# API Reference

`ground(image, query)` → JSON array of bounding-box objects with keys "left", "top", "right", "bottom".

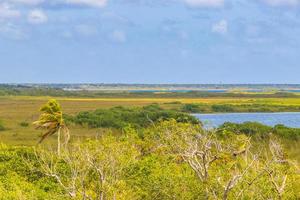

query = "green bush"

[
  {"left": 273, "top": 124, "right": 300, "bottom": 140},
  {"left": 181, "top": 103, "right": 207, "bottom": 113},
  {"left": 19, "top": 121, "right": 29, "bottom": 127},
  {"left": 211, "top": 104, "right": 235, "bottom": 112},
  {"left": 217, "top": 122, "right": 300, "bottom": 140},
  {"left": 67, "top": 105, "right": 200, "bottom": 129},
  {"left": 0, "top": 145, "right": 64, "bottom": 199}
]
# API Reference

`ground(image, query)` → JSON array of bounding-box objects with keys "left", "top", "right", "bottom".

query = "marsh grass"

[
  {"left": 1, "top": 95, "right": 300, "bottom": 148},
  {"left": 0, "top": 120, "right": 5, "bottom": 131}
]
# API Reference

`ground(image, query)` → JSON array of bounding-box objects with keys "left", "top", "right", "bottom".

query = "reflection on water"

[{"left": 194, "top": 112, "right": 300, "bottom": 128}]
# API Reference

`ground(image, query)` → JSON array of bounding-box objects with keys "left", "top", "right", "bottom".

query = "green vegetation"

[
  {"left": 66, "top": 104, "right": 199, "bottom": 129},
  {"left": 34, "top": 99, "right": 70, "bottom": 155},
  {"left": 0, "top": 120, "right": 5, "bottom": 131},
  {"left": 181, "top": 103, "right": 300, "bottom": 113},
  {"left": 217, "top": 122, "right": 300, "bottom": 140},
  {"left": 0, "top": 84, "right": 299, "bottom": 99},
  {"left": 0, "top": 120, "right": 299, "bottom": 199},
  {"left": 0, "top": 98, "right": 299, "bottom": 199},
  {"left": 0, "top": 145, "right": 65, "bottom": 199},
  {"left": 19, "top": 121, "right": 29, "bottom": 127},
  {"left": 181, "top": 103, "right": 206, "bottom": 113}
]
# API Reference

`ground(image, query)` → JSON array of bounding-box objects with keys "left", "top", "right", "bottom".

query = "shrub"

[
  {"left": 211, "top": 104, "right": 235, "bottom": 112},
  {"left": 217, "top": 122, "right": 300, "bottom": 140},
  {"left": 273, "top": 124, "right": 300, "bottom": 140},
  {"left": 19, "top": 121, "right": 29, "bottom": 127},
  {"left": 67, "top": 105, "right": 200, "bottom": 129},
  {"left": 181, "top": 104, "right": 207, "bottom": 113}
]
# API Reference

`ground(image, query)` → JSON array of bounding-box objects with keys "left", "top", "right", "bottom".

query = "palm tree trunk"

[{"left": 58, "top": 127, "right": 61, "bottom": 155}]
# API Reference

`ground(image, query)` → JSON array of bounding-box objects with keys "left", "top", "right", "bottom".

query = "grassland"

[{"left": 2, "top": 95, "right": 300, "bottom": 145}]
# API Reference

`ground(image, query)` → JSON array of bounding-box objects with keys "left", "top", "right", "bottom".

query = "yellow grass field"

[{"left": 1, "top": 96, "right": 300, "bottom": 145}]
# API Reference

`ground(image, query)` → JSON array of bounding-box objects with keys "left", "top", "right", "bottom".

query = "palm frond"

[
  {"left": 34, "top": 99, "right": 70, "bottom": 153},
  {"left": 38, "top": 128, "right": 57, "bottom": 144}
]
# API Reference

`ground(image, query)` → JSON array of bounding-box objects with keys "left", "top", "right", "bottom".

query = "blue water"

[
  {"left": 194, "top": 112, "right": 300, "bottom": 128},
  {"left": 283, "top": 90, "right": 300, "bottom": 93}
]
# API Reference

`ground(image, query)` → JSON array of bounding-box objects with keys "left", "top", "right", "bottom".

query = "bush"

[
  {"left": 67, "top": 105, "right": 200, "bottom": 129},
  {"left": 217, "top": 122, "right": 300, "bottom": 140},
  {"left": 181, "top": 104, "right": 207, "bottom": 113},
  {"left": 19, "top": 121, "right": 29, "bottom": 127},
  {"left": 211, "top": 104, "right": 235, "bottom": 112},
  {"left": 0, "top": 145, "right": 64, "bottom": 199},
  {"left": 273, "top": 124, "right": 300, "bottom": 140}
]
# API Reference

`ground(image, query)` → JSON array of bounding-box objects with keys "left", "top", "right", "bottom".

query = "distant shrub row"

[
  {"left": 217, "top": 121, "right": 300, "bottom": 140},
  {"left": 181, "top": 103, "right": 300, "bottom": 113},
  {"left": 0, "top": 85, "right": 298, "bottom": 98},
  {"left": 66, "top": 104, "right": 200, "bottom": 129}
]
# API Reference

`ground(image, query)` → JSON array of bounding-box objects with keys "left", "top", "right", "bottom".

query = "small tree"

[
  {"left": 33, "top": 99, "right": 70, "bottom": 155},
  {"left": 33, "top": 135, "right": 138, "bottom": 199},
  {"left": 155, "top": 120, "right": 262, "bottom": 199}
]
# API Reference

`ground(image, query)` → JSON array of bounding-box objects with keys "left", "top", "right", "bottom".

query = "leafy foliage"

[
  {"left": 0, "top": 145, "right": 65, "bottom": 199},
  {"left": 0, "top": 120, "right": 299, "bottom": 199},
  {"left": 181, "top": 103, "right": 207, "bottom": 113},
  {"left": 34, "top": 99, "right": 70, "bottom": 154},
  {"left": 217, "top": 122, "right": 300, "bottom": 140},
  {"left": 19, "top": 121, "right": 29, "bottom": 127},
  {"left": 67, "top": 104, "right": 200, "bottom": 129},
  {"left": 181, "top": 103, "right": 300, "bottom": 113}
]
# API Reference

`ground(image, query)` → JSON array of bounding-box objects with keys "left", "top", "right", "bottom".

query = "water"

[
  {"left": 284, "top": 90, "right": 300, "bottom": 93},
  {"left": 194, "top": 112, "right": 300, "bottom": 128}
]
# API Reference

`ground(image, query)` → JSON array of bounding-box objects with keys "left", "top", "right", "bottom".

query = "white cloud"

[
  {"left": 27, "top": 9, "right": 48, "bottom": 24},
  {"left": 184, "top": 0, "right": 224, "bottom": 7},
  {"left": 9, "top": 0, "right": 44, "bottom": 6},
  {"left": 262, "top": 0, "right": 299, "bottom": 6},
  {"left": 111, "top": 30, "right": 126, "bottom": 43},
  {"left": 66, "top": 0, "right": 107, "bottom": 7},
  {"left": 212, "top": 19, "right": 227, "bottom": 34},
  {"left": 0, "top": 3, "right": 21, "bottom": 19},
  {"left": 2, "top": 0, "right": 108, "bottom": 8}
]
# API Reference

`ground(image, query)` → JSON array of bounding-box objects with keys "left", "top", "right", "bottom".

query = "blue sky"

[{"left": 1, "top": 0, "right": 300, "bottom": 83}]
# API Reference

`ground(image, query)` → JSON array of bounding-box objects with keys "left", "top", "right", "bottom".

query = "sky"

[{"left": 1, "top": 0, "right": 300, "bottom": 83}]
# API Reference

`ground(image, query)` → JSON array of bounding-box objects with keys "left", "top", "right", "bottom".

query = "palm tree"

[{"left": 34, "top": 99, "right": 70, "bottom": 155}]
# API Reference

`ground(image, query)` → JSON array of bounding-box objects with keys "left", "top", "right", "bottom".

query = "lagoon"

[{"left": 194, "top": 112, "right": 300, "bottom": 128}]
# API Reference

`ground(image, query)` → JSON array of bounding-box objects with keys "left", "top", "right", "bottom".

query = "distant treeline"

[
  {"left": 180, "top": 103, "right": 300, "bottom": 113},
  {"left": 0, "top": 85, "right": 299, "bottom": 98},
  {"left": 66, "top": 104, "right": 200, "bottom": 129}
]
